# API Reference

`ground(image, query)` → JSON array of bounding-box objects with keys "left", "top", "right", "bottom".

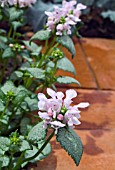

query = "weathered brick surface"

[
  {"left": 30, "top": 89, "right": 115, "bottom": 170},
  {"left": 81, "top": 38, "right": 115, "bottom": 90},
  {"left": 36, "top": 129, "right": 115, "bottom": 170},
  {"left": 74, "top": 89, "right": 115, "bottom": 129}
]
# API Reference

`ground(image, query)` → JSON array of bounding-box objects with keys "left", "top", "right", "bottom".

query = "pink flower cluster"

[
  {"left": 45, "top": 0, "right": 86, "bottom": 36},
  {"left": 38, "top": 88, "right": 89, "bottom": 134},
  {"left": 0, "top": 0, "right": 36, "bottom": 7}
]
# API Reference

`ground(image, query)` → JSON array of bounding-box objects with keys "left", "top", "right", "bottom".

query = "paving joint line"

[
  {"left": 78, "top": 38, "right": 101, "bottom": 90},
  {"left": 77, "top": 128, "right": 115, "bottom": 131},
  {"left": 56, "top": 86, "right": 115, "bottom": 92}
]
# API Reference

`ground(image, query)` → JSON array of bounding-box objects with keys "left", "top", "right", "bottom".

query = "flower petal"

[
  {"left": 65, "top": 89, "right": 77, "bottom": 99},
  {"left": 77, "top": 3, "right": 87, "bottom": 10},
  {"left": 72, "top": 117, "right": 81, "bottom": 125},
  {"left": 38, "top": 101, "right": 46, "bottom": 110},
  {"left": 38, "top": 111, "right": 50, "bottom": 120},
  {"left": 38, "top": 93, "right": 47, "bottom": 101},
  {"left": 57, "top": 91, "right": 64, "bottom": 100},
  {"left": 47, "top": 88, "right": 56, "bottom": 98},
  {"left": 50, "top": 121, "right": 65, "bottom": 127},
  {"left": 76, "top": 102, "right": 90, "bottom": 108}
]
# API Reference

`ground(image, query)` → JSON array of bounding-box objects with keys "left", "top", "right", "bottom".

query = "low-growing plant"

[{"left": 0, "top": 0, "right": 89, "bottom": 169}]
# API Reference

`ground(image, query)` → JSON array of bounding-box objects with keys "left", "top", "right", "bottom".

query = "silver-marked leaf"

[
  {"left": 57, "top": 57, "right": 76, "bottom": 75},
  {"left": 28, "top": 122, "right": 46, "bottom": 143},
  {"left": 20, "top": 140, "right": 31, "bottom": 152},
  {"left": 56, "top": 35, "right": 76, "bottom": 58},
  {"left": 2, "top": 47, "right": 14, "bottom": 59},
  {"left": 0, "top": 137, "right": 10, "bottom": 154},
  {"left": 0, "top": 156, "right": 10, "bottom": 167},
  {"left": 0, "top": 99, "right": 5, "bottom": 112},
  {"left": 20, "top": 68, "right": 45, "bottom": 79},
  {"left": 23, "top": 41, "right": 42, "bottom": 56},
  {"left": 22, "top": 142, "right": 51, "bottom": 167},
  {"left": 57, "top": 76, "right": 80, "bottom": 85},
  {"left": 56, "top": 127, "right": 83, "bottom": 166},
  {"left": 1, "top": 81, "right": 16, "bottom": 94},
  {"left": 30, "top": 30, "right": 51, "bottom": 41}
]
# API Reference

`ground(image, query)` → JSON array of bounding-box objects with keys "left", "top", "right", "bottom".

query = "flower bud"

[
  {"left": 21, "top": 45, "right": 25, "bottom": 49},
  {"left": 57, "top": 114, "right": 64, "bottom": 121},
  {"left": 9, "top": 43, "right": 14, "bottom": 48}
]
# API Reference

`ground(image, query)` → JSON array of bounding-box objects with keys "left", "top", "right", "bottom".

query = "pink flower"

[
  {"left": 45, "top": 0, "right": 86, "bottom": 36},
  {"left": 50, "top": 121, "right": 65, "bottom": 134},
  {"left": 38, "top": 88, "right": 89, "bottom": 133},
  {"left": 64, "top": 102, "right": 89, "bottom": 128},
  {"left": 1, "top": 0, "right": 36, "bottom": 7}
]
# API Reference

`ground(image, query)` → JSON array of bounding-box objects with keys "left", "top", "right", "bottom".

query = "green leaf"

[
  {"left": 0, "top": 36, "right": 7, "bottom": 43},
  {"left": 13, "top": 90, "right": 27, "bottom": 106},
  {"left": 21, "top": 67, "right": 45, "bottom": 79},
  {"left": 12, "top": 21, "right": 23, "bottom": 31},
  {"left": 57, "top": 76, "right": 80, "bottom": 85},
  {"left": 1, "top": 81, "right": 16, "bottom": 94},
  {"left": 0, "top": 99, "right": 5, "bottom": 112},
  {"left": 0, "top": 41, "right": 7, "bottom": 49},
  {"left": 28, "top": 122, "right": 46, "bottom": 143},
  {"left": 25, "top": 96, "right": 38, "bottom": 111},
  {"left": 20, "top": 117, "right": 32, "bottom": 136},
  {"left": 22, "top": 141, "right": 51, "bottom": 167},
  {"left": 20, "top": 51, "right": 33, "bottom": 63},
  {"left": 30, "top": 30, "right": 51, "bottom": 41},
  {"left": 16, "top": 85, "right": 31, "bottom": 95},
  {"left": 56, "top": 127, "right": 83, "bottom": 166},
  {"left": 9, "top": 7, "right": 23, "bottom": 21},
  {"left": 0, "top": 29, "right": 6, "bottom": 34},
  {"left": 101, "top": 10, "right": 115, "bottom": 23},
  {"left": 57, "top": 57, "right": 76, "bottom": 75},
  {"left": 10, "top": 71, "right": 23, "bottom": 80},
  {"left": 56, "top": 35, "right": 76, "bottom": 58},
  {"left": 23, "top": 41, "right": 42, "bottom": 56},
  {"left": 0, "top": 156, "right": 10, "bottom": 167},
  {"left": 0, "top": 89, "right": 6, "bottom": 101},
  {"left": 0, "top": 137, "right": 10, "bottom": 154},
  {"left": 2, "top": 47, "right": 14, "bottom": 59},
  {"left": 20, "top": 140, "right": 31, "bottom": 152},
  {"left": 31, "top": 142, "right": 51, "bottom": 162}
]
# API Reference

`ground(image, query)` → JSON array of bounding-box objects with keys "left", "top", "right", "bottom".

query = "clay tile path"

[{"left": 30, "top": 38, "right": 115, "bottom": 170}]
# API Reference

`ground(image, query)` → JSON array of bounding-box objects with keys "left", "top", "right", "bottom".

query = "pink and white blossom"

[
  {"left": 45, "top": 0, "right": 86, "bottom": 36},
  {"left": 0, "top": 0, "right": 36, "bottom": 7},
  {"left": 38, "top": 88, "right": 89, "bottom": 133}
]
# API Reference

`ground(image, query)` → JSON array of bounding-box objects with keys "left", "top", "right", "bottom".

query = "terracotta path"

[{"left": 33, "top": 38, "right": 115, "bottom": 170}]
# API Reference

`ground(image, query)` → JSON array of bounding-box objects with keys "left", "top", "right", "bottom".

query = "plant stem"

[
  {"left": 8, "top": 26, "right": 13, "bottom": 38},
  {"left": 25, "top": 77, "right": 33, "bottom": 89},
  {"left": 44, "top": 36, "right": 56, "bottom": 57},
  {"left": 2, "top": 98, "right": 10, "bottom": 116},
  {"left": 12, "top": 130, "right": 54, "bottom": 170},
  {"left": 47, "top": 42, "right": 59, "bottom": 57},
  {"left": 22, "top": 130, "right": 55, "bottom": 163},
  {"left": 45, "top": 39, "right": 48, "bottom": 50},
  {"left": 8, "top": 153, "right": 14, "bottom": 170},
  {"left": 12, "top": 151, "right": 25, "bottom": 170},
  {"left": 38, "top": 37, "right": 58, "bottom": 68}
]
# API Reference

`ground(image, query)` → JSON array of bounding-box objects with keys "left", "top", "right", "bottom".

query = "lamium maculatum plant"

[{"left": 0, "top": 0, "right": 89, "bottom": 169}]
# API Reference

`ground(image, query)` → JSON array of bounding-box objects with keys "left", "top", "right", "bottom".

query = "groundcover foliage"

[{"left": 0, "top": 0, "right": 90, "bottom": 169}]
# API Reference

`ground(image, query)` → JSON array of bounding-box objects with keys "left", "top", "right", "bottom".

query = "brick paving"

[{"left": 33, "top": 38, "right": 115, "bottom": 170}]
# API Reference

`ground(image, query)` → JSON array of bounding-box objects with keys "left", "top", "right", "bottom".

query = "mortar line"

[
  {"left": 77, "top": 38, "right": 101, "bottom": 90},
  {"left": 56, "top": 86, "right": 115, "bottom": 92}
]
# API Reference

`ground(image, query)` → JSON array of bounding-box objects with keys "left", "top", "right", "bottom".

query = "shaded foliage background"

[{"left": 26, "top": 0, "right": 115, "bottom": 38}]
